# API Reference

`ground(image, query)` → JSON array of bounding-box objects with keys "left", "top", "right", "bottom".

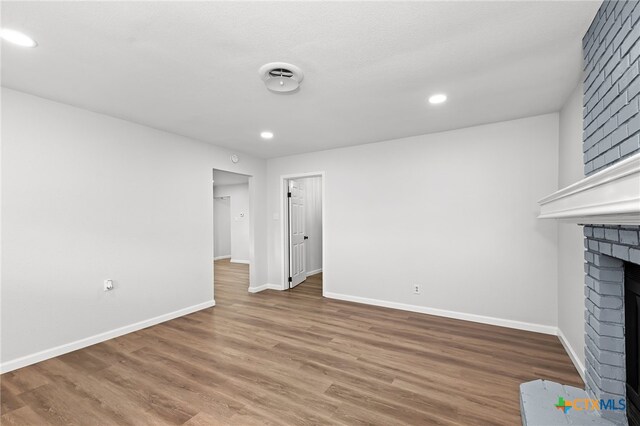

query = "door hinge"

[
  {"left": 287, "top": 192, "right": 292, "bottom": 198},
  {"left": 288, "top": 276, "right": 292, "bottom": 282}
]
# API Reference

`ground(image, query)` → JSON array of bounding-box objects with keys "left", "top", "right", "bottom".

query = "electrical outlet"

[
  {"left": 104, "top": 279, "right": 114, "bottom": 292},
  {"left": 413, "top": 284, "right": 420, "bottom": 295}
]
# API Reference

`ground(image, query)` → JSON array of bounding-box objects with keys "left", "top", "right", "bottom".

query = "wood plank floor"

[{"left": 1, "top": 259, "right": 582, "bottom": 425}]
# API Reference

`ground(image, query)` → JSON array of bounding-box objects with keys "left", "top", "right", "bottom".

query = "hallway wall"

[
  {"left": 214, "top": 196, "right": 231, "bottom": 259},
  {"left": 214, "top": 184, "right": 250, "bottom": 263}
]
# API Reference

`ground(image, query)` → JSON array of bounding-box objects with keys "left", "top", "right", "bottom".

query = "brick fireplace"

[
  {"left": 584, "top": 226, "right": 640, "bottom": 424},
  {"left": 582, "top": 1, "right": 640, "bottom": 424},
  {"left": 520, "top": 1, "right": 640, "bottom": 424}
]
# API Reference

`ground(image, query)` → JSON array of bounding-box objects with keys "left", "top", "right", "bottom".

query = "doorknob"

[{"left": 304, "top": 236, "right": 309, "bottom": 240}]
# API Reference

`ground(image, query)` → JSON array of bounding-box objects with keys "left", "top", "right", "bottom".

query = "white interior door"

[{"left": 288, "top": 179, "right": 307, "bottom": 288}]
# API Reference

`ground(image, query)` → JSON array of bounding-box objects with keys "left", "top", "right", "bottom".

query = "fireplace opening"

[{"left": 627, "top": 262, "right": 640, "bottom": 426}]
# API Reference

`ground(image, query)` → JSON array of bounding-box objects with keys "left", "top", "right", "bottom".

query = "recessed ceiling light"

[
  {"left": 260, "top": 131, "right": 274, "bottom": 140},
  {"left": 0, "top": 29, "right": 37, "bottom": 48},
  {"left": 428, "top": 94, "right": 447, "bottom": 104}
]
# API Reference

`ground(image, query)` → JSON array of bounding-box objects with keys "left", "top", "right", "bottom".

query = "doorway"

[
  {"left": 213, "top": 169, "right": 251, "bottom": 300},
  {"left": 282, "top": 173, "right": 324, "bottom": 293}
]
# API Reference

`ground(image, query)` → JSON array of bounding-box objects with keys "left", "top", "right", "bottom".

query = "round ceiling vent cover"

[{"left": 259, "top": 62, "right": 304, "bottom": 93}]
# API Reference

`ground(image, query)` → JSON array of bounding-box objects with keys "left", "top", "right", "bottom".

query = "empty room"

[{"left": 1, "top": 1, "right": 639, "bottom": 425}]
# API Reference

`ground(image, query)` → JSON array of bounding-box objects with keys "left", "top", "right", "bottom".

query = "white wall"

[
  {"left": 214, "top": 184, "right": 250, "bottom": 263},
  {"left": 1, "top": 86, "right": 572, "bottom": 371},
  {"left": 267, "top": 114, "right": 560, "bottom": 331},
  {"left": 0, "top": 88, "right": 268, "bottom": 370},
  {"left": 300, "top": 176, "right": 323, "bottom": 275},
  {"left": 557, "top": 82, "right": 587, "bottom": 380},
  {"left": 213, "top": 196, "right": 231, "bottom": 258}
]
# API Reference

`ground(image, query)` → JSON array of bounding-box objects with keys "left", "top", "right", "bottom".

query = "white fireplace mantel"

[{"left": 538, "top": 152, "right": 640, "bottom": 225}]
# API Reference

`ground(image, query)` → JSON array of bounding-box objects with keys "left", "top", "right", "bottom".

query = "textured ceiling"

[{"left": 1, "top": 1, "right": 600, "bottom": 158}]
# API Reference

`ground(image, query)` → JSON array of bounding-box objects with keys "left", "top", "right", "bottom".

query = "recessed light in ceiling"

[
  {"left": 428, "top": 94, "right": 447, "bottom": 104},
  {"left": 260, "top": 131, "right": 274, "bottom": 140},
  {"left": 0, "top": 29, "right": 37, "bottom": 47}
]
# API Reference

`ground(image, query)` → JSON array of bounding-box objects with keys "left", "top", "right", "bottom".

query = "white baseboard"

[
  {"left": 323, "top": 291, "right": 557, "bottom": 335},
  {"left": 306, "top": 268, "right": 322, "bottom": 276},
  {"left": 214, "top": 255, "right": 231, "bottom": 261},
  {"left": 248, "top": 283, "right": 283, "bottom": 293},
  {"left": 230, "top": 259, "right": 250, "bottom": 264},
  {"left": 557, "top": 328, "right": 586, "bottom": 384},
  {"left": 0, "top": 300, "right": 215, "bottom": 374}
]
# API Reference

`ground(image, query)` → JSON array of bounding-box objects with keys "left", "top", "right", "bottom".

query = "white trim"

[
  {"left": 214, "top": 255, "right": 231, "bottom": 261},
  {"left": 230, "top": 259, "right": 250, "bottom": 264},
  {"left": 306, "top": 268, "right": 322, "bottom": 277},
  {"left": 557, "top": 328, "right": 586, "bottom": 384},
  {"left": 538, "top": 151, "right": 640, "bottom": 224},
  {"left": 324, "top": 291, "right": 557, "bottom": 335},
  {"left": 0, "top": 300, "right": 215, "bottom": 374},
  {"left": 248, "top": 283, "right": 282, "bottom": 293}
]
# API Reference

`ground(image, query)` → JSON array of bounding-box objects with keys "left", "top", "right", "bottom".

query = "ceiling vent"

[{"left": 259, "top": 62, "right": 304, "bottom": 93}]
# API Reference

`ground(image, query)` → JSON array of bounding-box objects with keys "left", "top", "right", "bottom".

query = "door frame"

[{"left": 280, "top": 172, "right": 326, "bottom": 295}]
